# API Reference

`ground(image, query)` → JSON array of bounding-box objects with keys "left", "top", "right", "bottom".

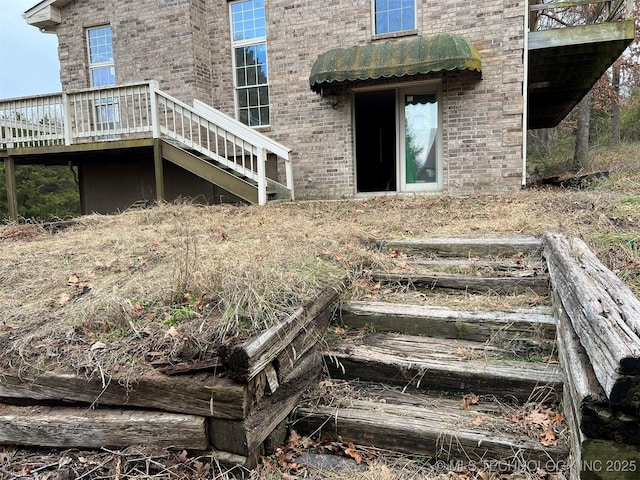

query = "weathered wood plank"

[
  {"left": 0, "top": 370, "right": 246, "bottom": 419},
  {"left": 224, "top": 277, "right": 343, "bottom": 382},
  {"left": 529, "top": 18, "right": 635, "bottom": 50},
  {"left": 325, "top": 333, "right": 561, "bottom": 402},
  {"left": 371, "top": 271, "right": 549, "bottom": 294},
  {"left": 0, "top": 405, "right": 208, "bottom": 449},
  {"left": 543, "top": 233, "right": 640, "bottom": 407},
  {"left": 210, "top": 347, "right": 321, "bottom": 455},
  {"left": 340, "top": 301, "right": 556, "bottom": 343},
  {"left": 294, "top": 396, "right": 568, "bottom": 466},
  {"left": 381, "top": 236, "right": 542, "bottom": 258},
  {"left": 555, "top": 292, "right": 639, "bottom": 445},
  {"left": 409, "top": 256, "right": 546, "bottom": 272}
]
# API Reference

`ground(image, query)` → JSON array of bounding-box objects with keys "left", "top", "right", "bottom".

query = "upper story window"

[
  {"left": 87, "top": 26, "right": 115, "bottom": 87},
  {"left": 230, "top": 0, "right": 270, "bottom": 127},
  {"left": 373, "top": 0, "right": 416, "bottom": 35}
]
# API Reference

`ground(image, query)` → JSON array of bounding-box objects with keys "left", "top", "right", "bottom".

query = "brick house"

[{"left": 0, "top": 1, "right": 635, "bottom": 216}]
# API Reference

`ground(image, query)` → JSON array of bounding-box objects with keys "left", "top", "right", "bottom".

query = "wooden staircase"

[
  {"left": 160, "top": 140, "right": 283, "bottom": 205},
  {"left": 293, "top": 237, "right": 570, "bottom": 475}
]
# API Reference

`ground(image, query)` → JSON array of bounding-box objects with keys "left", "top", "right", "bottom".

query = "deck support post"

[
  {"left": 4, "top": 156, "right": 18, "bottom": 222},
  {"left": 153, "top": 139, "right": 165, "bottom": 203}
]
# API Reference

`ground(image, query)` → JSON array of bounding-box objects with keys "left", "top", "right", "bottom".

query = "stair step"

[
  {"left": 339, "top": 301, "right": 556, "bottom": 345},
  {"left": 406, "top": 256, "right": 547, "bottom": 273},
  {"left": 381, "top": 236, "right": 543, "bottom": 258},
  {"left": 293, "top": 384, "right": 568, "bottom": 469},
  {"left": 370, "top": 270, "right": 549, "bottom": 294},
  {"left": 325, "top": 333, "right": 561, "bottom": 402}
]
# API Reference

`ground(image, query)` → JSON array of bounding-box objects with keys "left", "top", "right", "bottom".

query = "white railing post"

[
  {"left": 257, "top": 147, "right": 267, "bottom": 205},
  {"left": 149, "top": 80, "right": 160, "bottom": 138},
  {"left": 62, "top": 92, "right": 72, "bottom": 145},
  {"left": 285, "top": 153, "right": 295, "bottom": 200}
]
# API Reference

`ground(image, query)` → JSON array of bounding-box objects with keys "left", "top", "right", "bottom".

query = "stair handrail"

[
  {"left": 192, "top": 99, "right": 294, "bottom": 203},
  {"left": 1, "top": 81, "right": 295, "bottom": 204},
  {"left": 152, "top": 84, "right": 294, "bottom": 204}
]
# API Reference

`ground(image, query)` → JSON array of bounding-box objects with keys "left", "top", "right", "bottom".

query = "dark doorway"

[{"left": 354, "top": 90, "right": 396, "bottom": 192}]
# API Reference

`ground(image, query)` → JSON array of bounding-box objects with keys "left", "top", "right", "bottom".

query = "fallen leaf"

[
  {"left": 539, "top": 428, "right": 557, "bottom": 446},
  {"left": 58, "top": 292, "right": 71, "bottom": 306},
  {"left": 165, "top": 326, "right": 179, "bottom": 338},
  {"left": 528, "top": 409, "right": 550, "bottom": 426},
  {"left": 177, "top": 450, "right": 188, "bottom": 462},
  {"left": 90, "top": 341, "right": 107, "bottom": 351},
  {"left": 344, "top": 443, "right": 363, "bottom": 464},
  {"left": 289, "top": 429, "right": 301, "bottom": 446},
  {"left": 470, "top": 415, "right": 484, "bottom": 426},
  {"left": 460, "top": 394, "right": 480, "bottom": 410}
]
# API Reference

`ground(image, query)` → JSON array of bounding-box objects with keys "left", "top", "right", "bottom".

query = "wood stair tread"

[
  {"left": 294, "top": 385, "right": 568, "bottom": 466},
  {"left": 370, "top": 270, "right": 549, "bottom": 294},
  {"left": 381, "top": 236, "right": 543, "bottom": 258},
  {"left": 340, "top": 301, "right": 556, "bottom": 342},
  {"left": 325, "top": 333, "right": 561, "bottom": 401}
]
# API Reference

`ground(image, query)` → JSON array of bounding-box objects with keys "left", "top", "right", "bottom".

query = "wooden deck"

[
  {"left": 527, "top": 1, "right": 636, "bottom": 128},
  {"left": 0, "top": 82, "right": 294, "bottom": 219}
]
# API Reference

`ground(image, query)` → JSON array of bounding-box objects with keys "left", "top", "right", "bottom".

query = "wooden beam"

[
  {"left": 4, "top": 156, "right": 18, "bottom": 222},
  {"left": 543, "top": 233, "right": 640, "bottom": 408},
  {"left": 224, "top": 277, "right": 344, "bottom": 382},
  {"left": 529, "top": 19, "right": 635, "bottom": 50},
  {"left": 153, "top": 139, "right": 165, "bottom": 202},
  {"left": 370, "top": 271, "right": 549, "bottom": 295},
  {"left": 0, "top": 370, "right": 247, "bottom": 419},
  {"left": 294, "top": 395, "right": 568, "bottom": 466},
  {"left": 381, "top": 236, "right": 542, "bottom": 258},
  {"left": 0, "top": 405, "right": 208, "bottom": 449},
  {"left": 340, "top": 301, "right": 556, "bottom": 343},
  {"left": 325, "top": 333, "right": 562, "bottom": 402}
]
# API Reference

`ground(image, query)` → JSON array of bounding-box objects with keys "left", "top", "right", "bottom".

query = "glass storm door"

[{"left": 400, "top": 90, "right": 440, "bottom": 191}]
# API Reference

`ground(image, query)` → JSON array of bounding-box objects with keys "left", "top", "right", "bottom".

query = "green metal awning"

[{"left": 309, "top": 34, "right": 481, "bottom": 92}]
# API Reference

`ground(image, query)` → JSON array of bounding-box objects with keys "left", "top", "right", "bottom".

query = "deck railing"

[
  {"left": 0, "top": 81, "right": 293, "bottom": 205},
  {"left": 529, "top": 0, "right": 634, "bottom": 31}
]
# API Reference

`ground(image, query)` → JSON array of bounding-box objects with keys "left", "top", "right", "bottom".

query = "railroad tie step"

[
  {"left": 293, "top": 384, "right": 569, "bottom": 471},
  {"left": 324, "top": 333, "right": 562, "bottom": 403},
  {"left": 339, "top": 301, "right": 556, "bottom": 345}
]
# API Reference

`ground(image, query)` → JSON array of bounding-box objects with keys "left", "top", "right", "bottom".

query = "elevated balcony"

[{"left": 528, "top": 0, "right": 637, "bottom": 129}]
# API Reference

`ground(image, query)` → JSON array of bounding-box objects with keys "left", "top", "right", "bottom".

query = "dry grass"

[
  {"left": 1, "top": 150, "right": 639, "bottom": 378},
  {"left": 0, "top": 145, "right": 638, "bottom": 478}
]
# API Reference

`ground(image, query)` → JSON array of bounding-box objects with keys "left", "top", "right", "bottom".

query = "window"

[
  {"left": 373, "top": 0, "right": 416, "bottom": 35},
  {"left": 230, "top": 0, "right": 270, "bottom": 127},
  {"left": 87, "top": 26, "right": 118, "bottom": 130},
  {"left": 87, "top": 26, "right": 115, "bottom": 87}
]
